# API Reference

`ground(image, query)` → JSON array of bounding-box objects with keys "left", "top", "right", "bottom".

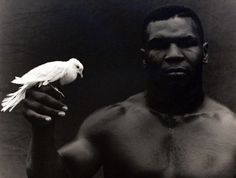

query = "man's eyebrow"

[
  {"left": 149, "top": 35, "right": 198, "bottom": 41},
  {"left": 147, "top": 35, "right": 199, "bottom": 49},
  {"left": 181, "top": 35, "right": 199, "bottom": 41}
]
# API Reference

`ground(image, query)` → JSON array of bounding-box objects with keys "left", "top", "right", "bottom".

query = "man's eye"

[
  {"left": 148, "top": 40, "right": 170, "bottom": 50},
  {"left": 178, "top": 38, "right": 198, "bottom": 48}
]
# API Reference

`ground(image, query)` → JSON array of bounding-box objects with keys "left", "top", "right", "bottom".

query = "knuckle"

[
  {"left": 28, "top": 90, "right": 39, "bottom": 99},
  {"left": 25, "top": 89, "right": 33, "bottom": 98},
  {"left": 22, "top": 99, "right": 28, "bottom": 107},
  {"left": 39, "top": 85, "right": 51, "bottom": 92},
  {"left": 38, "top": 94, "right": 48, "bottom": 101},
  {"left": 23, "top": 109, "right": 33, "bottom": 118},
  {"left": 23, "top": 99, "right": 36, "bottom": 110}
]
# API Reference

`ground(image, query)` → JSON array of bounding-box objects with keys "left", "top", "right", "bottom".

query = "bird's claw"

[{"left": 48, "top": 84, "right": 65, "bottom": 98}]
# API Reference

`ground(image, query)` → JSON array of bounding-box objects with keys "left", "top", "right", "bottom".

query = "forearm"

[{"left": 26, "top": 126, "right": 71, "bottom": 178}]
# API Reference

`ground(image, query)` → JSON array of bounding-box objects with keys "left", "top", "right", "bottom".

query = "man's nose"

[{"left": 164, "top": 43, "right": 184, "bottom": 63}]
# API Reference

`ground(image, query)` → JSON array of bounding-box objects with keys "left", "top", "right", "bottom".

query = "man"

[{"left": 24, "top": 5, "right": 236, "bottom": 178}]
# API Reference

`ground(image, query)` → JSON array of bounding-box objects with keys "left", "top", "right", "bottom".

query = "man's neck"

[{"left": 146, "top": 79, "right": 204, "bottom": 115}]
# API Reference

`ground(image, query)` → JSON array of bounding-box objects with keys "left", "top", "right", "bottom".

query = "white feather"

[{"left": 1, "top": 58, "right": 84, "bottom": 112}]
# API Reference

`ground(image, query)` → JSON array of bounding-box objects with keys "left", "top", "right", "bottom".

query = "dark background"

[{"left": 0, "top": 0, "right": 235, "bottom": 178}]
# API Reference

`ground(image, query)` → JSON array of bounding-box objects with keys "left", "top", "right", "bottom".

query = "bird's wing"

[{"left": 14, "top": 61, "right": 67, "bottom": 84}]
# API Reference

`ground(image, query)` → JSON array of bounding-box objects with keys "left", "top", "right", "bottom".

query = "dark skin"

[{"left": 25, "top": 17, "right": 236, "bottom": 178}]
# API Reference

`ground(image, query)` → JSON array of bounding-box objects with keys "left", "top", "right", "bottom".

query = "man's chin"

[{"left": 161, "top": 73, "right": 192, "bottom": 89}]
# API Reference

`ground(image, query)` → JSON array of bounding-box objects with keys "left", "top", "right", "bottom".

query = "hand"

[{"left": 23, "top": 85, "right": 68, "bottom": 127}]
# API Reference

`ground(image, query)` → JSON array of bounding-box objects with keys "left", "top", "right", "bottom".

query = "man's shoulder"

[
  {"left": 91, "top": 92, "right": 145, "bottom": 118},
  {"left": 78, "top": 92, "right": 147, "bottom": 137},
  {"left": 198, "top": 96, "right": 236, "bottom": 143},
  {"left": 202, "top": 96, "right": 236, "bottom": 124}
]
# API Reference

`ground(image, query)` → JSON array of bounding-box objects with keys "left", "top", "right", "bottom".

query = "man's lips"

[{"left": 163, "top": 67, "right": 189, "bottom": 78}]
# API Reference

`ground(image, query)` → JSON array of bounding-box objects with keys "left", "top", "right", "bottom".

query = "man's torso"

[
  {"left": 79, "top": 93, "right": 236, "bottom": 178},
  {"left": 94, "top": 93, "right": 236, "bottom": 178}
]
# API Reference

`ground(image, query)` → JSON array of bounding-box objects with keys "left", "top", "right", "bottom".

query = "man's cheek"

[
  {"left": 183, "top": 52, "right": 202, "bottom": 67},
  {"left": 147, "top": 51, "right": 163, "bottom": 64},
  {"left": 145, "top": 61, "right": 163, "bottom": 81},
  {"left": 188, "top": 56, "right": 203, "bottom": 68},
  {"left": 184, "top": 48, "right": 202, "bottom": 60}
]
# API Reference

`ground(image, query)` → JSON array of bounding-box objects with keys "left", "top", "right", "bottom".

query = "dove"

[{"left": 1, "top": 58, "right": 84, "bottom": 112}]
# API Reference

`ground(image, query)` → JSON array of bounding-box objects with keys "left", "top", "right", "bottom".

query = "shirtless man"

[{"left": 24, "top": 5, "right": 236, "bottom": 178}]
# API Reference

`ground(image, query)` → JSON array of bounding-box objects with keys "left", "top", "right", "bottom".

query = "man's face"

[{"left": 142, "top": 16, "right": 207, "bottom": 85}]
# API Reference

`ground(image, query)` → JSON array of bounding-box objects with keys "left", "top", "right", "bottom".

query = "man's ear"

[
  {"left": 140, "top": 48, "right": 147, "bottom": 67},
  {"left": 202, "top": 42, "right": 209, "bottom": 64}
]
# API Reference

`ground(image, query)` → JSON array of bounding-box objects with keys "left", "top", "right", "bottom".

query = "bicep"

[
  {"left": 58, "top": 137, "right": 102, "bottom": 178},
  {"left": 58, "top": 105, "right": 121, "bottom": 177}
]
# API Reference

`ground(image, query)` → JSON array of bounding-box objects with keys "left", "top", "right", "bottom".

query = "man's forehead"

[{"left": 146, "top": 16, "right": 199, "bottom": 39}]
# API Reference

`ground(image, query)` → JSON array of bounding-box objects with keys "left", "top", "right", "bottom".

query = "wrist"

[{"left": 31, "top": 123, "right": 55, "bottom": 140}]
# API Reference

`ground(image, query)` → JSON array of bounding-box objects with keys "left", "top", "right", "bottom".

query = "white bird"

[{"left": 1, "top": 58, "right": 84, "bottom": 112}]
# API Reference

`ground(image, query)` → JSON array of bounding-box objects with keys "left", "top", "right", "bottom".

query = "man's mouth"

[{"left": 163, "top": 67, "right": 189, "bottom": 79}]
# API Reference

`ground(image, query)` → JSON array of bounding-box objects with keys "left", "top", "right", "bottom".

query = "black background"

[{"left": 0, "top": 0, "right": 235, "bottom": 178}]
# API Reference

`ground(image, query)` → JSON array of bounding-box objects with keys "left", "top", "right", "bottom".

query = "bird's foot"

[{"left": 48, "top": 84, "right": 65, "bottom": 98}]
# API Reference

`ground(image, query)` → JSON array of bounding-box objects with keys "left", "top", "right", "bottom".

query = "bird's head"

[{"left": 69, "top": 58, "right": 84, "bottom": 78}]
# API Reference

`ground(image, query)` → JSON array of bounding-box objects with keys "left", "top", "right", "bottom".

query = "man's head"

[
  {"left": 142, "top": 5, "right": 205, "bottom": 46},
  {"left": 141, "top": 5, "right": 208, "bottom": 89}
]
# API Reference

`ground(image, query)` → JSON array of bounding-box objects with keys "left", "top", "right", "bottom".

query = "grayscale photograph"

[{"left": 0, "top": 0, "right": 235, "bottom": 178}]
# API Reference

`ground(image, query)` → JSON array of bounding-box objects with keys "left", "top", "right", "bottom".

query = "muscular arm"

[
  {"left": 25, "top": 86, "right": 102, "bottom": 178},
  {"left": 58, "top": 137, "right": 102, "bottom": 178},
  {"left": 27, "top": 126, "right": 69, "bottom": 178},
  {"left": 27, "top": 127, "right": 102, "bottom": 178}
]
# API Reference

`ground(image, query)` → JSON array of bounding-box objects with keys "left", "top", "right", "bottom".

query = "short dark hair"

[{"left": 142, "top": 5, "right": 204, "bottom": 46}]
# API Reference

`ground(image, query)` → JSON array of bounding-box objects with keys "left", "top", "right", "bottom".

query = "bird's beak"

[{"left": 80, "top": 72, "right": 83, "bottom": 78}]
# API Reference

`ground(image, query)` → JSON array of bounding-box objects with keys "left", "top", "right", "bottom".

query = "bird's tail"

[{"left": 1, "top": 84, "right": 29, "bottom": 112}]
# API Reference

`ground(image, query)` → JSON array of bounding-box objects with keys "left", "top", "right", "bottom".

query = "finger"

[
  {"left": 26, "top": 90, "right": 68, "bottom": 111},
  {"left": 23, "top": 108, "right": 53, "bottom": 123},
  {"left": 23, "top": 99, "right": 66, "bottom": 118}
]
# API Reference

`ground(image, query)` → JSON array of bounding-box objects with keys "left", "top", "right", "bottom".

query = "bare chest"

[{"left": 103, "top": 117, "right": 236, "bottom": 178}]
